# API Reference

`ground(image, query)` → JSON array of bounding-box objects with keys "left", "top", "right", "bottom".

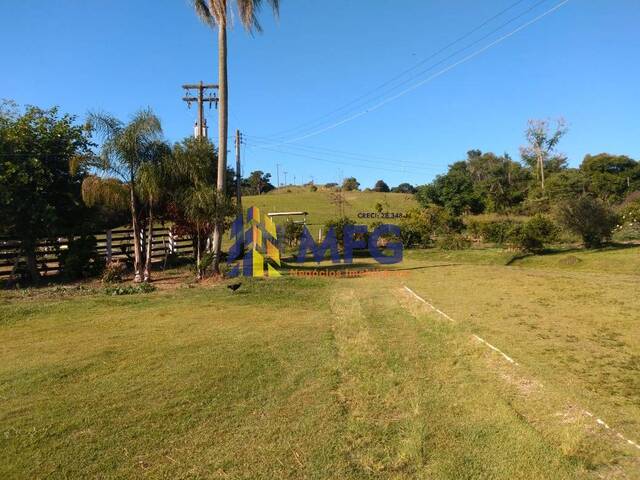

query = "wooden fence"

[{"left": 0, "top": 227, "right": 193, "bottom": 279}]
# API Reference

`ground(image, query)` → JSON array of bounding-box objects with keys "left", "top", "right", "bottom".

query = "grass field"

[
  {"left": 1, "top": 246, "right": 640, "bottom": 478},
  {"left": 243, "top": 190, "right": 418, "bottom": 226}
]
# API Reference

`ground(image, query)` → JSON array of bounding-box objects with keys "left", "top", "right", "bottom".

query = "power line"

[
  {"left": 243, "top": 133, "right": 438, "bottom": 168},
  {"left": 256, "top": 0, "right": 570, "bottom": 145},
  {"left": 244, "top": 142, "right": 442, "bottom": 176},
  {"left": 263, "top": 0, "right": 532, "bottom": 140}
]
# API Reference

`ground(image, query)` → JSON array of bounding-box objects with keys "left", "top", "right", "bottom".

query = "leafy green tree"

[
  {"left": 416, "top": 161, "right": 484, "bottom": 215},
  {"left": 391, "top": 183, "right": 416, "bottom": 194},
  {"left": 342, "top": 177, "right": 360, "bottom": 191},
  {"left": 243, "top": 170, "right": 274, "bottom": 195},
  {"left": 545, "top": 169, "right": 587, "bottom": 201},
  {"left": 373, "top": 180, "right": 390, "bottom": 192},
  {"left": 165, "top": 137, "right": 235, "bottom": 279},
  {"left": 580, "top": 153, "right": 638, "bottom": 203},
  {"left": 192, "top": 0, "right": 280, "bottom": 274},
  {"left": 0, "top": 104, "right": 92, "bottom": 282}
]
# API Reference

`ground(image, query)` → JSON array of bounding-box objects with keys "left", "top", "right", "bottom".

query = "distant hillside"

[{"left": 243, "top": 190, "right": 418, "bottom": 226}]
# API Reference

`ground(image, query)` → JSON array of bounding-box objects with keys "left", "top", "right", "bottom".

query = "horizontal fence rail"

[{"left": 0, "top": 227, "right": 194, "bottom": 279}]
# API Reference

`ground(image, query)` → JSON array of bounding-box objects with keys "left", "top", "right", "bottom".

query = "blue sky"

[{"left": 2, "top": 1, "right": 639, "bottom": 188}]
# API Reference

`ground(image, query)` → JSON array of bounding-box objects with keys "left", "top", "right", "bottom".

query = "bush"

[
  {"left": 555, "top": 196, "right": 618, "bottom": 248},
  {"left": 59, "top": 235, "right": 104, "bottom": 280},
  {"left": 284, "top": 220, "right": 305, "bottom": 246},
  {"left": 325, "top": 216, "right": 356, "bottom": 249},
  {"left": 102, "top": 261, "right": 126, "bottom": 284},
  {"left": 509, "top": 215, "right": 559, "bottom": 253},
  {"left": 437, "top": 234, "right": 472, "bottom": 250},
  {"left": 309, "top": 185, "right": 318, "bottom": 192},
  {"left": 467, "top": 218, "right": 521, "bottom": 244},
  {"left": 399, "top": 207, "right": 463, "bottom": 248}
]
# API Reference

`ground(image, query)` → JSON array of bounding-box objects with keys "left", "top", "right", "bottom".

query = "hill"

[{"left": 242, "top": 190, "right": 418, "bottom": 226}]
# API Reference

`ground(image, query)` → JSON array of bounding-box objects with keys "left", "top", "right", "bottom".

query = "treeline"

[{"left": 0, "top": 102, "right": 260, "bottom": 284}]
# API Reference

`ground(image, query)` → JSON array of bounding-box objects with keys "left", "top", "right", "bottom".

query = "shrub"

[
  {"left": 555, "top": 196, "right": 618, "bottom": 248},
  {"left": 437, "top": 234, "right": 472, "bottom": 250},
  {"left": 309, "top": 185, "right": 318, "bottom": 192},
  {"left": 102, "top": 261, "right": 126, "bottom": 284},
  {"left": 59, "top": 235, "right": 104, "bottom": 280},
  {"left": 284, "top": 220, "right": 305, "bottom": 246},
  {"left": 509, "top": 215, "right": 559, "bottom": 253},
  {"left": 399, "top": 206, "right": 463, "bottom": 248},
  {"left": 325, "top": 216, "right": 356, "bottom": 249},
  {"left": 467, "top": 218, "right": 521, "bottom": 244}
]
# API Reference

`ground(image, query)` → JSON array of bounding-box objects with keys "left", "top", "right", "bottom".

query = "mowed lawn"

[{"left": 1, "top": 247, "right": 640, "bottom": 478}]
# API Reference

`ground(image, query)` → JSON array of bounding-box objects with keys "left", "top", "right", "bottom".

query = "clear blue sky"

[{"left": 2, "top": 1, "right": 639, "bottom": 188}]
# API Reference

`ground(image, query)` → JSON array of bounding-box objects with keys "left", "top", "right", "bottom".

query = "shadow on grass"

[{"left": 506, "top": 242, "right": 640, "bottom": 266}]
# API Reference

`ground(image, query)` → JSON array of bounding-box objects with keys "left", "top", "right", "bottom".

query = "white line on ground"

[
  {"left": 402, "top": 284, "right": 640, "bottom": 454},
  {"left": 472, "top": 334, "right": 519, "bottom": 365},
  {"left": 402, "top": 285, "right": 455, "bottom": 322},
  {"left": 584, "top": 411, "right": 640, "bottom": 450}
]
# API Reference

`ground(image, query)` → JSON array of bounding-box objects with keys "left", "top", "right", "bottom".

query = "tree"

[
  {"left": 244, "top": 170, "right": 274, "bottom": 195},
  {"left": 416, "top": 161, "right": 484, "bottom": 215},
  {"left": 520, "top": 118, "right": 568, "bottom": 192},
  {"left": 192, "top": 0, "right": 280, "bottom": 274},
  {"left": 80, "top": 110, "right": 165, "bottom": 283},
  {"left": 342, "top": 177, "right": 360, "bottom": 191},
  {"left": 165, "top": 137, "right": 235, "bottom": 278},
  {"left": 0, "top": 104, "right": 92, "bottom": 283},
  {"left": 545, "top": 169, "right": 587, "bottom": 201},
  {"left": 373, "top": 180, "right": 390, "bottom": 192},
  {"left": 580, "top": 153, "right": 638, "bottom": 203},
  {"left": 391, "top": 183, "right": 416, "bottom": 194},
  {"left": 555, "top": 195, "right": 618, "bottom": 248}
]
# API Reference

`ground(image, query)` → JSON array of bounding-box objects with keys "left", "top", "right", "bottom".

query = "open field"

[
  {"left": 1, "top": 246, "right": 640, "bottom": 478},
  {"left": 243, "top": 190, "right": 418, "bottom": 226}
]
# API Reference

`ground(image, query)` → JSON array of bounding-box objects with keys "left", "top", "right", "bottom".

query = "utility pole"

[
  {"left": 283, "top": 171, "right": 288, "bottom": 186},
  {"left": 182, "top": 81, "right": 218, "bottom": 138},
  {"left": 235, "top": 129, "right": 242, "bottom": 214},
  {"left": 276, "top": 164, "right": 281, "bottom": 188}
]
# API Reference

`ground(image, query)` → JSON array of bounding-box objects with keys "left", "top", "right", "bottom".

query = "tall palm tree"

[
  {"left": 192, "top": 0, "right": 280, "bottom": 273},
  {"left": 81, "top": 109, "right": 165, "bottom": 282}
]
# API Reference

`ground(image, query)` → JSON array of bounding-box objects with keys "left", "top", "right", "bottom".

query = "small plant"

[
  {"left": 102, "top": 261, "right": 126, "bottom": 284},
  {"left": 104, "top": 282, "right": 156, "bottom": 296}
]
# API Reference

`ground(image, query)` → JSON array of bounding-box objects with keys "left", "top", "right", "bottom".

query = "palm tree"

[
  {"left": 81, "top": 110, "right": 165, "bottom": 282},
  {"left": 137, "top": 141, "right": 172, "bottom": 281},
  {"left": 192, "top": 0, "right": 280, "bottom": 273}
]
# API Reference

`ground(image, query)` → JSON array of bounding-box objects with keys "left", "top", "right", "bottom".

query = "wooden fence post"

[{"left": 106, "top": 230, "right": 112, "bottom": 263}]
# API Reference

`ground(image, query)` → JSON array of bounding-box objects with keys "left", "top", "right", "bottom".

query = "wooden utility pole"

[
  {"left": 182, "top": 81, "right": 218, "bottom": 138},
  {"left": 235, "top": 129, "right": 243, "bottom": 214}
]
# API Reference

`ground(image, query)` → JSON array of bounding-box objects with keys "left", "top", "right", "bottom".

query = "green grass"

[
  {"left": 1, "top": 246, "right": 640, "bottom": 478},
  {"left": 243, "top": 190, "right": 418, "bottom": 227}
]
